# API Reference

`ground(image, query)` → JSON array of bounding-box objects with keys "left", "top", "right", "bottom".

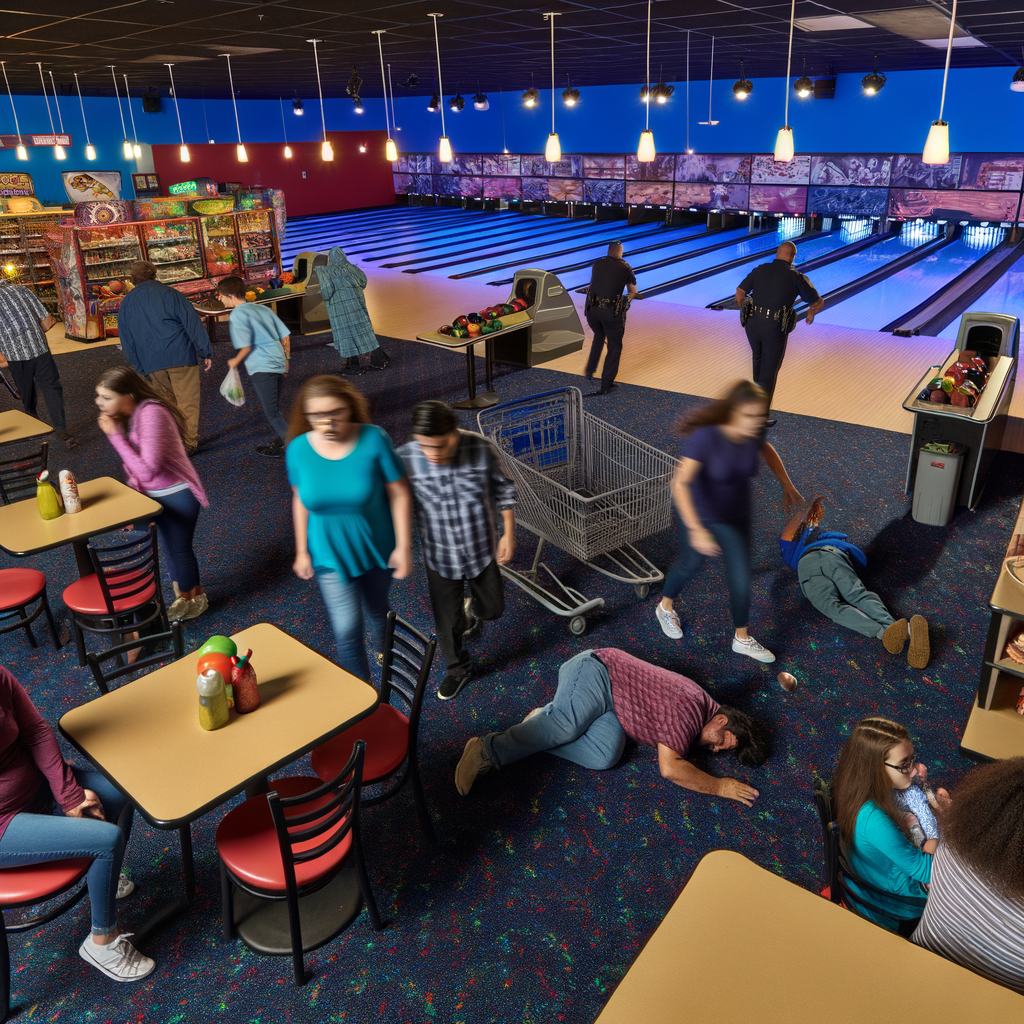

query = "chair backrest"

[
  {"left": 267, "top": 740, "right": 366, "bottom": 897},
  {"left": 87, "top": 523, "right": 163, "bottom": 615},
  {"left": 813, "top": 777, "right": 839, "bottom": 901},
  {"left": 0, "top": 440, "right": 48, "bottom": 505},
  {"left": 379, "top": 611, "right": 437, "bottom": 749},
  {"left": 85, "top": 621, "right": 184, "bottom": 694}
]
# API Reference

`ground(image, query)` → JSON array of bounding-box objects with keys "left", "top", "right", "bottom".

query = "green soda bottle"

[{"left": 36, "top": 471, "right": 63, "bottom": 520}]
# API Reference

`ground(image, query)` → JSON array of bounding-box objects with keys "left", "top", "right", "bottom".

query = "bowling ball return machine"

[{"left": 289, "top": 250, "right": 332, "bottom": 334}]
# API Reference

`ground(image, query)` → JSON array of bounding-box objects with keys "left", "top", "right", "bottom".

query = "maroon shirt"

[
  {"left": 0, "top": 667, "right": 84, "bottom": 838},
  {"left": 594, "top": 648, "right": 720, "bottom": 754}
]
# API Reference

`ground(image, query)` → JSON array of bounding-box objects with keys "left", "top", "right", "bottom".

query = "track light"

[
  {"left": 428, "top": 93, "right": 440, "bottom": 111},
  {"left": 346, "top": 65, "right": 363, "bottom": 103},
  {"left": 794, "top": 58, "right": 812, "bottom": 98},
  {"left": 404, "top": 73, "right": 419, "bottom": 88},
  {"left": 523, "top": 86, "right": 539, "bottom": 107},
  {"left": 862, "top": 54, "right": 886, "bottom": 95},
  {"left": 353, "top": 96, "right": 364, "bottom": 113},
  {"left": 473, "top": 87, "right": 489, "bottom": 110},
  {"left": 733, "top": 60, "right": 753, "bottom": 100},
  {"left": 449, "top": 92, "right": 464, "bottom": 112},
  {"left": 654, "top": 82, "right": 674, "bottom": 104},
  {"left": 562, "top": 84, "right": 579, "bottom": 106}
]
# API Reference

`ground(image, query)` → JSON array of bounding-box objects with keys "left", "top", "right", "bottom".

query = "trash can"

[{"left": 912, "top": 442, "right": 965, "bottom": 526}]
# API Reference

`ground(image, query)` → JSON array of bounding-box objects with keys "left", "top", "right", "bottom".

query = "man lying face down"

[{"left": 455, "top": 648, "right": 767, "bottom": 805}]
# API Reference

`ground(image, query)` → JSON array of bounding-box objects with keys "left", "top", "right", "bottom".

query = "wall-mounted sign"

[
  {"left": 0, "top": 134, "right": 71, "bottom": 149},
  {"left": 169, "top": 176, "right": 217, "bottom": 198},
  {"left": 132, "top": 172, "right": 161, "bottom": 198},
  {"left": 168, "top": 179, "right": 197, "bottom": 196},
  {"left": 0, "top": 172, "right": 35, "bottom": 197},
  {"left": 62, "top": 171, "right": 123, "bottom": 203}
]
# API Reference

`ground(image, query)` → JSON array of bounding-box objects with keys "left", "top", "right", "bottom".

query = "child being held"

[{"left": 893, "top": 763, "right": 941, "bottom": 848}]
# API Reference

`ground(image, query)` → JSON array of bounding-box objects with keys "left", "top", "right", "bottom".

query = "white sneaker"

[
  {"left": 181, "top": 592, "right": 209, "bottom": 621},
  {"left": 655, "top": 603, "right": 684, "bottom": 639},
  {"left": 731, "top": 635, "right": 776, "bottom": 663},
  {"left": 116, "top": 872, "right": 135, "bottom": 899},
  {"left": 79, "top": 932, "right": 155, "bottom": 982},
  {"left": 166, "top": 597, "right": 190, "bottom": 622}
]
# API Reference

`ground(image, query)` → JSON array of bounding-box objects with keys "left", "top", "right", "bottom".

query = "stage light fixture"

[
  {"left": 523, "top": 87, "right": 539, "bottom": 107},
  {"left": 654, "top": 82, "right": 674, "bottom": 104},
  {"left": 733, "top": 60, "right": 752, "bottom": 100},
  {"left": 862, "top": 54, "right": 886, "bottom": 95},
  {"left": 473, "top": 84, "right": 489, "bottom": 110},
  {"left": 562, "top": 81, "right": 579, "bottom": 106},
  {"left": 794, "top": 58, "right": 812, "bottom": 98},
  {"left": 353, "top": 96, "right": 364, "bottom": 113},
  {"left": 1013, "top": 66, "right": 1024, "bottom": 92},
  {"left": 293, "top": 97, "right": 304, "bottom": 114},
  {"left": 449, "top": 92, "right": 464, "bottom": 112}
]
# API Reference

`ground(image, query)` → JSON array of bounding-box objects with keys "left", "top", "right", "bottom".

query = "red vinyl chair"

[
  {"left": 215, "top": 740, "right": 382, "bottom": 985},
  {"left": 310, "top": 612, "right": 438, "bottom": 843},
  {"left": 62, "top": 524, "right": 166, "bottom": 667},
  {"left": 0, "top": 569, "right": 62, "bottom": 650}
]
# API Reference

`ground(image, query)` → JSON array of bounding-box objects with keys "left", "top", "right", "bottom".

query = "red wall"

[{"left": 150, "top": 132, "right": 396, "bottom": 217}]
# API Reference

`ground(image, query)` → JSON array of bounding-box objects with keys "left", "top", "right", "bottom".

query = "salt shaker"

[{"left": 58, "top": 469, "right": 81, "bottom": 513}]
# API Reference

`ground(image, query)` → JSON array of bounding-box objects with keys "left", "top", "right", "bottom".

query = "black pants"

[
  {"left": 584, "top": 306, "right": 626, "bottom": 388},
  {"left": 425, "top": 559, "right": 505, "bottom": 677},
  {"left": 745, "top": 318, "right": 789, "bottom": 409},
  {"left": 249, "top": 372, "right": 288, "bottom": 440},
  {"left": 8, "top": 352, "right": 66, "bottom": 432}
]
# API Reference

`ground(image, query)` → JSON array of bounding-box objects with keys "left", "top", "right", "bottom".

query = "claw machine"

[
  {"left": 235, "top": 208, "right": 280, "bottom": 283},
  {"left": 138, "top": 218, "right": 205, "bottom": 286}
]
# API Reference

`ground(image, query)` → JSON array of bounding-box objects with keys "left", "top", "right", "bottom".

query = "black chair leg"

[
  {"left": 410, "top": 767, "right": 438, "bottom": 845},
  {"left": 18, "top": 607, "right": 37, "bottom": 649},
  {"left": 71, "top": 619, "right": 86, "bottom": 668},
  {"left": 218, "top": 859, "right": 235, "bottom": 940},
  {"left": 0, "top": 917, "right": 9, "bottom": 1024},
  {"left": 285, "top": 892, "right": 305, "bottom": 985},
  {"left": 40, "top": 593, "right": 61, "bottom": 650},
  {"left": 353, "top": 846, "right": 383, "bottom": 931}
]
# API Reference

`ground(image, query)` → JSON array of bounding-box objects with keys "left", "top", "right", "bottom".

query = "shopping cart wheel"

[
  {"left": 634, "top": 584, "right": 651, "bottom": 599},
  {"left": 567, "top": 616, "right": 587, "bottom": 637}
]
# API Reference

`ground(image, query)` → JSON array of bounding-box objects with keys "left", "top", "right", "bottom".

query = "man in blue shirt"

[{"left": 116, "top": 262, "right": 212, "bottom": 455}]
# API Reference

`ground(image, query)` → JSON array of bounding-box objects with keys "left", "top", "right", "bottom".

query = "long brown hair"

[
  {"left": 678, "top": 380, "right": 768, "bottom": 437},
  {"left": 96, "top": 365, "right": 188, "bottom": 437},
  {"left": 941, "top": 757, "right": 1024, "bottom": 900},
  {"left": 831, "top": 717, "right": 912, "bottom": 848},
  {"left": 287, "top": 375, "right": 371, "bottom": 442}
]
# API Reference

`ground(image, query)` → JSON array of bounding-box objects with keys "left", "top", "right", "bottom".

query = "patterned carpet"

[{"left": 2, "top": 328, "right": 1021, "bottom": 1023}]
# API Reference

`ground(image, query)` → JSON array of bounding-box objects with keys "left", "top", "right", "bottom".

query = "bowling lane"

[
  {"left": 939, "top": 250, "right": 1024, "bottom": 339},
  {"left": 654, "top": 230, "right": 850, "bottom": 308},
  {"left": 816, "top": 227, "right": 1005, "bottom": 330}
]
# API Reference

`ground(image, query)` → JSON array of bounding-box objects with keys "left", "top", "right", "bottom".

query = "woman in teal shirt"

[
  {"left": 286, "top": 375, "right": 412, "bottom": 680},
  {"left": 832, "top": 717, "right": 948, "bottom": 933}
]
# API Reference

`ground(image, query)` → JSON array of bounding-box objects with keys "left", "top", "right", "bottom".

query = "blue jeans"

[
  {"left": 0, "top": 769, "right": 132, "bottom": 935},
  {"left": 662, "top": 513, "right": 751, "bottom": 629},
  {"left": 316, "top": 566, "right": 393, "bottom": 681},
  {"left": 483, "top": 650, "right": 627, "bottom": 771},
  {"left": 249, "top": 372, "right": 289, "bottom": 441},
  {"left": 150, "top": 487, "right": 202, "bottom": 592}
]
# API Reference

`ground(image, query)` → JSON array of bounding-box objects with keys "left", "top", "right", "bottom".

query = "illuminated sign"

[
  {"left": 168, "top": 180, "right": 198, "bottom": 196},
  {"left": 0, "top": 171, "right": 34, "bottom": 197}
]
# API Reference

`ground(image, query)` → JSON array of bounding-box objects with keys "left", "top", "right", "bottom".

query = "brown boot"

[
  {"left": 908, "top": 615, "right": 930, "bottom": 669},
  {"left": 882, "top": 618, "right": 908, "bottom": 655}
]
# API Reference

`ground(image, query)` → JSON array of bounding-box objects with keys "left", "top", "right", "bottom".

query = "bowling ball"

[
  {"left": 455, "top": 315, "right": 469, "bottom": 327},
  {"left": 512, "top": 298, "right": 528, "bottom": 312},
  {"left": 197, "top": 651, "right": 234, "bottom": 681},
  {"left": 467, "top": 312, "right": 484, "bottom": 324},
  {"left": 489, "top": 318, "right": 503, "bottom": 331},
  {"left": 467, "top": 322, "right": 482, "bottom": 337},
  {"left": 438, "top": 325, "right": 453, "bottom": 335},
  {"left": 918, "top": 389, "right": 932, "bottom": 401},
  {"left": 960, "top": 350, "right": 977, "bottom": 360},
  {"left": 451, "top": 325, "right": 469, "bottom": 338},
  {"left": 929, "top": 389, "right": 949, "bottom": 404},
  {"left": 951, "top": 389, "right": 974, "bottom": 408},
  {"left": 199, "top": 635, "right": 237, "bottom": 658},
  {"left": 945, "top": 365, "right": 965, "bottom": 386},
  {"left": 966, "top": 369, "right": 986, "bottom": 388},
  {"left": 501, "top": 303, "right": 516, "bottom": 316},
  {"left": 480, "top": 322, "right": 495, "bottom": 335},
  {"left": 940, "top": 376, "right": 955, "bottom": 393}
]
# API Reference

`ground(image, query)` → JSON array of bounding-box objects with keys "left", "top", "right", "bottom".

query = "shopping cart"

[{"left": 477, "top": 387, "right": 675, "bottom": 635}]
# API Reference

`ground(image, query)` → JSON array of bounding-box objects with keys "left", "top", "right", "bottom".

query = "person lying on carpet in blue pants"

[
  {"left": 779, "top": 496, "right": 930, "bottom": 669},
  {"left": 455, "top": 648, "right": 767, "bottom": 805}
]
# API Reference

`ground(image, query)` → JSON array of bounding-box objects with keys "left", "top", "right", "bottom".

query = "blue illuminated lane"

[{"left": 939, "top": 251, "right": 1024, "bottom": 339}]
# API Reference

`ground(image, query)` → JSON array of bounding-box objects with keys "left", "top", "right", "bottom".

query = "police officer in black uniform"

[
  {"left": 736, "top": 241, "right": 824, "bottom": 424},
  {"left": 584, "top": 241, "right": 638, "bottom": 395}
]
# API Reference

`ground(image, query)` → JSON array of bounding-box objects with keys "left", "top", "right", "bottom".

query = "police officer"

[
  {"left": 584, "top": 241, "right": 638, "bottom": 395},
  {"left": 735, "top": 241, "right": 823, "bottom": 425}
]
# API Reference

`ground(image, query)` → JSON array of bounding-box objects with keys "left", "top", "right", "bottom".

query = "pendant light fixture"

[
  {"left": 110, "top": 67, "right": 133, "bottom": 159},
  {"left": 473, "top": 80, "right": 489, "bottom": 110},
  {"left": 544, "top": 12, "right": 562, "bottom": 162},
  {"left": 922, "top": 0, "right": 957, "bottom": 164},
  {"left": 373, "top": 30, "right": 399, "bottom": 162},
  {"left": 1012, "top": 49, "right": 1024, "bottom": 92},
  {"left": 1, "top": 63, "right": 27, "bottom": 160},
  {"left": 279, "top": 98, "right": 293, "bottom": 158},
  {"left": 293, "top": 96, "right": 304, "bottom": 115},
  {"left": 166, "top": 63, "right": 189, "bottom": 162},
  {"left": 428, "top": 13, "right": 453, "bottom": 163},
  {"left": 562, "top": 76, "right": 579, "bottom": 106},
  {"left": 48, "top": 72, "right": 69, "bottom": 160},
  {"left": 37, "top": 65, "right": 65, "bottom": 160},
  {"left": 685, "top": 31, "right": 692, "bottom": 153},
  {"left": 308, "top": 39, "right": 333, "bottom": 160},
  {"left": 794, "top": 58, "right": 813, "bottom": 98},
  {"left": 74, "top": 73, "right": 97, "bottom": 160},
  {"left": 123, "top": 74, "right": 142, "bottom": 157},
  {"left": 733, "top": 59, "right": 752, "bottom": 100},
  {"left": 774, "top": 0, "right": 797, "bottom": 162},
  {"left": 862, "top": 54, "right": 887, "bottom": 95},
  {"left": 523, "top": 73, "right": 539, "bottom": 108},
  {"left": 698, "top": 36, "right": 719, "bottom": 125},
  {"left": 387, "top": 64, "right": 399, "bottom": 137},
  {"left": 637, "top": 0, "right": 655, "bottom": 161},
  {"left": 221, "top": 54, "right": 247, "bottom": 161}
]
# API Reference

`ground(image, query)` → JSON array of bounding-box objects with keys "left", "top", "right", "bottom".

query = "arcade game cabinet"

[
  {"left": 491, "top": 269, "right": 585, "bottom": 368},
  {"left": 291, "top": 250, "right": 331, "bottom": 334}
]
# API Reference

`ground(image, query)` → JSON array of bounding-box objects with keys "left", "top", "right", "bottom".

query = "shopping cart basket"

[{"left": 477, "top": 387, "right": 675, "bottom": 635}]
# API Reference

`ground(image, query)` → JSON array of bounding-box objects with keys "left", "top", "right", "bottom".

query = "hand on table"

[
  {"left": 716, "top": 778, "right": 759, "bottom": 807},
  {"left": 389, "top": 546, "right": 413, "bottom": 580},
  {"left": 292, "top": 552, "right": 314, "bottom": 580},
  {"left": 68, "top": 789, "right": 105, "bottom": 820},
  {"left": 497, "top": 534, "right": 516, "bottom": 565}
]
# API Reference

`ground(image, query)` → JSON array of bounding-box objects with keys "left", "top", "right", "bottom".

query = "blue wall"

[{"left": 2, "top": 66, "right": 1022, "bottom": 204}]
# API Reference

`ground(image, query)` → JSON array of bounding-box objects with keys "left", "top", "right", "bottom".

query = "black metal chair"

[
  {"left": 85, "top": 621, "right": 184, "bottom": 695},
  {"left": 813, "top": 777, "right": 927, "bottom": 932},
  {"left": 215, "top": 740, "right": 383, "bottom": 985},
  {"left": 310, "top": 612, "right": 438, "bottom": 843},
  {"left": 0, "top": 569, "right": 61, "bottom": 651},
  {"left": 0, "top": 440, "right": 47, "bottom": 505}
]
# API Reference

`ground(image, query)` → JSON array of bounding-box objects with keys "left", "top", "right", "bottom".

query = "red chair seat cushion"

[
  {"left": 0, "top": 858, "right": 91, "bottom": 905},
  {"left": 0, "top": 568, "right": 46, "bottom": 612},
  {"left": 63, "top": 569, "right": 156, "bottom": 616},
  {"left": 215, "top": 776, "right": 353, "bottom": 891},
  {"left": 311, "top": 704, "right": 409, "bottom": 784}
]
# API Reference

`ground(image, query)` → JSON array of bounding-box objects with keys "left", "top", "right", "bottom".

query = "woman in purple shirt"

[{"left": 654, "top": 380, "right": 803, "bottom": 663}]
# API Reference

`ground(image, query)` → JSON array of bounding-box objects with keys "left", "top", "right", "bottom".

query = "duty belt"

[
  {"left": 750, "top": 305, "right": 797, "bottom": 332},
  {"left": 586, "top": 295, "right": 629, "bottom": 316}
]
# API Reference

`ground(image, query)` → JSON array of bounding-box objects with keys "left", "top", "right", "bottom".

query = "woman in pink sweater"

[{"left": 95, "top": 366, "right": 209, "bottom": 621}]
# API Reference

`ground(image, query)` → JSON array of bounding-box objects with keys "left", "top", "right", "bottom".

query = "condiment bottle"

[
  {"left": 58, "top": 469, "right": 81, "bottom": 513},
  {"left": 35, "top": 470, "right": 63, "bottom": 520},
  {"left": 230, "top": 649, "right": 260, "bottom": 714},
  {"left": 197, "top": 668, "right": 230, "bottom": 731}
]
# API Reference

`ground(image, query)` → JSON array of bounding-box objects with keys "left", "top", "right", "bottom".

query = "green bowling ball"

[{"left": 198, "top": 635, "right": 237, "bottom": 658}]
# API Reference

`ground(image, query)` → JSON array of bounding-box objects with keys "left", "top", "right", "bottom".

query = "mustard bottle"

[
  {"left": 197, "top": 669, "right": 230, "bottom": 731},
  {"left": 36, "top": 471, "right": 63, "bottom": 520}
]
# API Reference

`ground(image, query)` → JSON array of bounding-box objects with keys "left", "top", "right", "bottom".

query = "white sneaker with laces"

[
  {"left": 655, "top": 603, "right": 684, "bottom": 640},
  {"left": 79, "top": 932, "right": 156, "bottom": 982},
  {"left": 116, "top": 873, "right": 135, "bottom": 899},
  {"left": 731, "top": 634, "right": 776, "bottom": 663}
]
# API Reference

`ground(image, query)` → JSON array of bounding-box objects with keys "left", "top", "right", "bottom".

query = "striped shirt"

[
  {"left": 912, "top": 842, "right": 1024, "bottom": 995},
  {"left": 399, "top": 431, "right": 516, "bottom": 580},
  {"left": 0, "top": 281, "right": 48, "bottom": 362}
]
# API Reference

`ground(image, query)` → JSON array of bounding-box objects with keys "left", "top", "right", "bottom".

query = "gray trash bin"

[{"left": 912, "top": 442, "right": 965, "bottom": 526}]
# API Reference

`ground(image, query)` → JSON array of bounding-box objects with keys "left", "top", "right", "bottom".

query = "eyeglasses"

[
  {"left": 884, "top": 756, "right": 916, "bottom": 775},
  {"left": 306, "top": 409, "right": 350, "bottom": 424}
]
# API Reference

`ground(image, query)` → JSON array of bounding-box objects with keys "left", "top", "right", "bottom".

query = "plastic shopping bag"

[{"left": 219, "top": 366, "right": 245, "bottom": 407}]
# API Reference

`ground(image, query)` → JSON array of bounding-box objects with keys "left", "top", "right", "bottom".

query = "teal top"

[
  {"left": 228, "top": 303, "right": 289, "bottom": 375},
  {"left": 845, "top": 800, "right": 932, "bottom": 929},
  {"left": 286, "top": 426, "right": 405, "bottom": 581}
]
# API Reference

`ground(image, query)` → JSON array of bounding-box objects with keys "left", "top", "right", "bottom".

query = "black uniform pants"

[
  {"left": 745, "top": 318, "right": 789, "bottom": 409},
  {"left": 425, "top": 559, "right": 505, "bottom": 678},
  {"left": 585, "top": 306, "right": 626, "bottom": 388},
  {"left": 8, "top": 352, "right": 67, "bottom": 433}
]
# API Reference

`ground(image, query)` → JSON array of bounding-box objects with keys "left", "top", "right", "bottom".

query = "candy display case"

[
  {"left": 199, "top": 214, "right": 241, "bottom": 277},
  {"left": 0, "top": 211, "right": 64, "bottom": 316},
  {"left": 236, "top": 209, "right": 280, "bottom": 281},
  {"left": 140, "top": 218, "right": 204, "bottom": 285}
]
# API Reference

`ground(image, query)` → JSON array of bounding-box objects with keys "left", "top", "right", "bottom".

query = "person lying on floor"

[
  {"left": 779, "top": 496, "right": 929, "bottom": 669},
  {"left": 455, "top": 648, "right": 767, "bottom": 805}
]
